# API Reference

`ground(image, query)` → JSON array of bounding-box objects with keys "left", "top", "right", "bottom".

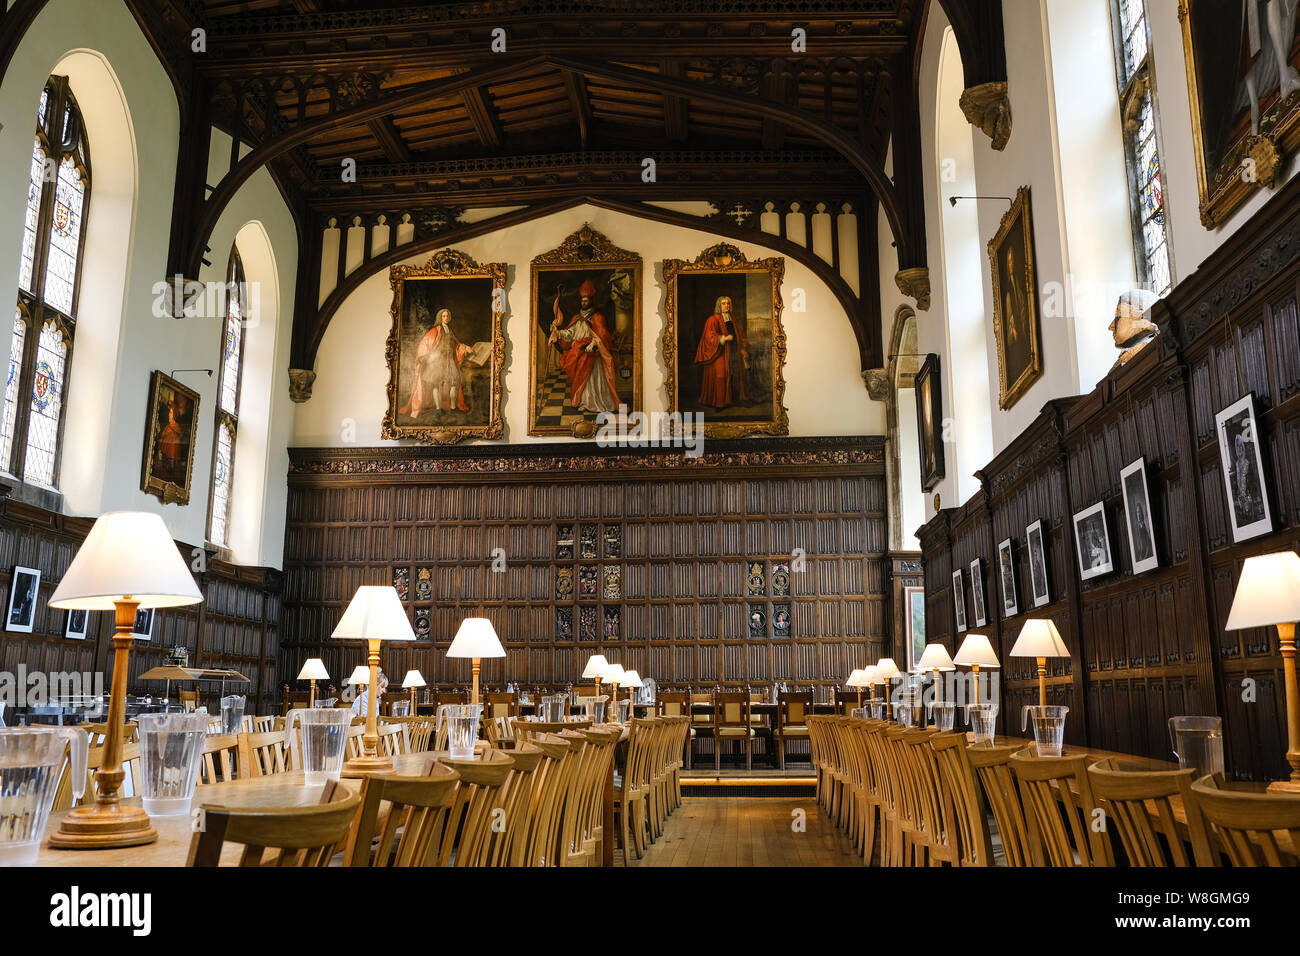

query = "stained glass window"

[
  {"left": 209, "top": 249, "right": 246, "bottom": 548},
  {"left": 6, "top": 77, "right": 89, "bottom": 488},
  {"left": 210, "top": 422, "right": 233, "bottom": 548}
]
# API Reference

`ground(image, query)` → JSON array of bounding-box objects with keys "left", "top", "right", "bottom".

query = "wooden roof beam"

[
  {"left": 462, "top": 86, "right": 503, "bottom": 150},
  {"left": 367, "top": 116, "right": 412, "bottom": 163},
  {"left": 561, "top": 69, "right": 591, "bottom": 148}
]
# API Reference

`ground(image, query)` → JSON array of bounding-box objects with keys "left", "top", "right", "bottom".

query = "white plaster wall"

[{"left": 294, "top": 203, "right": 882, "bottom": 445}]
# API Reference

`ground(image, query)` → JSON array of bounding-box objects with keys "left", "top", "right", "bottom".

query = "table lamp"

[
  {"left": 622, "top": 669, "right": 643, "bottom": 712},
  {"left": 861, "top": 665, "right": 879, "bottom": 702},
  {"left": 47, "top": 511, "right": 202, "bottom": 850},
  {"left": 917, "top": 643, "right": 957, "bottom": 707},
  {"left": 1009, "top": 620, "right": 1069, "bottom": 708},
  {"left": 845, "top": 668, "right": 869, "bottom": 708},
  {"left": 1226, "top": 551, "right": 1300, "bottom": 792},
  {"left": 874, "top": 657, "right": 901, "bottom": 719},
  {"left": 297, "top": 658, "right": 329, "bottom": 707},
  {"left": 402, "top": 669, "right": 426, "bottom": 715},
  {"left": 582, "top": 654, "right": 609, "bottom": 699},
  {"left": 332, "top": 585, "right": 415, "bottom": 776},
  {"left": 447, "top": 617, "right": 505, "bottom": 706},
  {"left": 954, "top": 633, "right": 1000, "bottom": 706},
  {"left": 347, "top": 664, "right": 371, "bottom": 686},
  {"left": 604, "top": 663, "right": 626, "bottom": 715}
]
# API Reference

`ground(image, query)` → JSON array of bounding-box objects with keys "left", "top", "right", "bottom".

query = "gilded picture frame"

[
  {"left": 141, "top": 370, "right": 200, "bottom": 505},
  {"left": 1179, "top": 0, "right": 1300, "bottom": 228},
  {"left": 382, "top": 249, "right": 507, "bottom": 445},
  {"left": 529, "top": 224, "right": 642, "bottom": 438},
  {"left": 988, "top": 186, "right": 1043, "bottom": 410}
]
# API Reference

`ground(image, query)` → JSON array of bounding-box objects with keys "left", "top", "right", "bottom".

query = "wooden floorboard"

[{"left": 628, "top": 796, "right": 863, "bottom": 867}]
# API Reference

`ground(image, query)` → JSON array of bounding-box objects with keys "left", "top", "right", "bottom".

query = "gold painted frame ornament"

[
  {"left": 988, "top": 186, "right": 1043, "bottom": 410},
  {"left": 383, "top": 249, "right": 507, "bottom": 445},
  {"left": 141, "top": 370, "right": 200, "bottom": 505},
  {"left": 529, "top": 224, "right": 642, "bottom": 438},
  {"left": 663, "top": 243, "right": 788, "bottom": 438}
]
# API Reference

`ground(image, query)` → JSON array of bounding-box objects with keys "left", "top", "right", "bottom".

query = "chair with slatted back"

[
  {"left": 900, "top": 727, "right": 955, "bottom": 866},
  {"left": 81, "top": 722, "right": 138, "bottom": 747},
  {"left": 52, "top": 739, "right": 144, "bottom": 810},
  {"left": 1009, "top": 750, "right": 1113, "bottom": 866},
  {"left": 883, "top": 725, "right": 930, "bottom": 864},
  {"left": 439, "top": 753, "right": 517, "bottom": 866},
  {"left": 773, "top": 691, "right": 812, "bottom": 770},
  {"left": 1087, "top": 758, "right": 1214, "bottom": 866},
  {"left": 967, "top": 742, "right": 1041, "bottom": 866},
  {"left": 863, "top": 721, "right": 901, "bottom": 865},
  {"left": 1190, "top": 775, "right": 1300, "bottom": 866},
  {"left": 238, "top": 729, "right": 294, "bottom": 778},
  {"left": 616, "top": 717, "right": 655, "bottom": 859},
  {"left": 558, "top": 726, "right": 619, "bottom": 866},
  {"left": 403, "top": 716, "right": 437, "bottom": 752},
  {"left": 492, "top": 743, "right": 545, "bottom": 865},
  {"left": 344, "top": 723, "right": 366, "bottom": 759},
  {"left": 199, "top": 734, "right": 240, "bottom": 785},
  {"left": 187, "top": 779, "right": 361, "bottom": 867},
  {"left": 518, "top": 733, "right": 576, "bottom": 866},
  {"left": 377, "top": 722, "right": 409, "bottom": 757},
  {"left": 656, "top": 692, "right": 691, "bottom": 769},
  {"left": 850, "top": 719, "right": 883, "bottom": 864},
  {"left": 485, "top": 691, "right": 517, "bottom": 722},
  {"left": 713, "top": 691, "right": 754, "bottom": 770},
  {"left": 929, "top": 731, "right": 995, "bottom": 866},
  {"left": 345, "top": 763, "right": 461, "bottom": 866}
]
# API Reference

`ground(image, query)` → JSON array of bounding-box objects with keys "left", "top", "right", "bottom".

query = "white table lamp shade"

[
  {"left": 954, "top": 633, "right": 1001, "bottom": 668},
  {"left": 582, "top": 654, "right": 610, "bottom": 679},
  {"left": 331, "top": 586, "right": 415, "bottom": 642},
  {"left": 1226, "top": 551, "right": 1300, "bottom": 630},
  {"left": 402, "top": 669, "right": 426, "bottom": 689},
  {"left": 347, "top": 665, "right": 370, "bottom": 685},
  {"left": 846, "top": 668, "right": 868, "bottom": 687},
  {"left": 1010, "top": 619, "right": 1070, "bottom": 658},
  {"left": 604, "top": 663, "right": 626, "bottom": 682},
  {"left": 296, "top": 658, "right": 329, "bottom": 681},
  {"left": 874, "top": 657, "right": 901, "bottom": 681},
  {"left": 447, "top": 617, "right": 505, "bottom": 658},
  {"left": 622, "top": 669, "right": 643, "bottom": 688},
  {"left": 916, "top": 643, "right": 956, "bottom": 671},
  {"left": 49, "top": 511, "right": 202, "bottom": 610},
  {"left": 861, "top": 665, "right": 878, "bottom": 684}
]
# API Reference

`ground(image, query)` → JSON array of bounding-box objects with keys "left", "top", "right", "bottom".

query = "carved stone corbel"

[
  {"left": 894, "top": 267, "right": 931, "bottom": 311},
  {"left": 959, "top": 81, "right": 1012, "bottom": 151},
  {"left": 288, "top": 368, "right": 317, "bottom": 403},
  {"left": 862, "top": 367, "right": 890, "bottom": 402}
]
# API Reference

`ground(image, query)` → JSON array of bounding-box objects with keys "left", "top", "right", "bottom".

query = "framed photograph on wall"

[
  {"left": 951, "top": 568, "right": 967, "bottom": 634},
  {"left": 1073, "top": 502, "right": 1114, "bottom": 581},
  {"left": 64, "top": 608, "right": 88, "bottom": 640},
  {"left": 1120, "top": 457, "right": 1160, "bottom": 575},
  {"left": 141, "top": 370, "right": 200, "bottom": 505},
  {"left": 663, "top": 243, "right": 788, "bottom": 438},
  {"left": 997, "top": 537, "right": 1019, "bottom": 617},
  {"left": 904, "top": 585, "right": 926, "bottom": 672},
  {"left": 914, "top": 353, "right": 945, "bottom": 492},
  {"left": 132, "top": 607, "right": 155, "bottom": 641},
  {"left": 1215, "top": 394, "right": 1273, "bottom": 543},
  {"left": 382, "top": 249, "right": 507, "bottom": 444},
  {"left": 1026, "top": 519, "right": 1051, "bottom": 607},
  {"left": 6, "top": 566, "right": 40, "bottom": 633},
  {"left": 988, "top": 186, "right": 1043, "bottom": 410},
  {"left": 969, "top": 557, "right": 988, "bottom": 628}
]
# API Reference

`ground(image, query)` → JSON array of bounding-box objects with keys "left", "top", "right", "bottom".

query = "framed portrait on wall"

[
  {"left": 988, "top": 186, "right": 1043, "bottom": 410},
  {"left": 997, "top": 537, "right": 1019, "bottom": 618},
  {"left": 969, "top": 557, "right": 988, "bottom": 628},
  {"left": 1026, "top": 519, "right": 1051, "bottom": 607},
  {"left": 382, "top": 250, "right": 506, "bottom": 444},
  {"left": 132, "top": 607, "right": 155, "bottom": 641},
  {"left": 6, "top": 566, "right": 40, "bottom": 633},
  {"left": 951, "top": 568, "right": 967, "bottom": 634},
  {"left": 914, "top": 353, "right": 945, "bottom": 492},
  {"left": 1073, "top": 502, "right": 1114, "bottom": 581},
  {"left": 64, "top": 608, "right": 88, "bottom": 640},
  {"left": 662, "top": 243, "right": 787, "bottom": 438},
  {"left": 1120, "top": 457, "right": 1160, "bottom": 574},
  {"left": 1215, "top": 393, "right": 1273, "bottom": 543},
  {"left": 904, "top": 585, "right": 926, "bottom": 672},
  {"left": 529, "top": 224, "right": 641, "bottom": 437},
  {"left": 141, "top": 371, "right": 200, "bottom": 505},
  {"left": 1179, "top": 0, "right": 1300, "bottom": 227}
]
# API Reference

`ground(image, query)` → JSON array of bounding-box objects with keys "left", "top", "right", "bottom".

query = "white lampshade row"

[
  {"left": 296, "top": 658, "right": 329, "bottom": 681},
  {"left": 447, "top": 617, "right": 506, "bottom": 658},
  {"left": 845, "top": 668, "right": 868, "bottom": 688},
  {"left": 402, "top": 669, "right": 426, "bottom": 689},
  {"left": 953, "top": 633, "right": 1001, "bottom": 668},
  {"left": 916, "top": 643, "right": 956, "bottom": 671},
  {"left": 622, "top": 669, "right": 644, "bottom": 689},
  {"left": 347, "top": 665, "right": 371, "bottom": 685},
  {"left": 1226, "top": 551, "right": 1300, "bottom": 630},
  {"left": 861, "top": 665, "right": 878, "bottom": 685},
  {"left": 604, "top": 663, "right": 626, "bottom": 682},
  {"left": 1009, "top": 619, "right": 1070, "bottom": 658},
  {"left": 49, "top": 511, "right": 202, "bottom": 610},
  {"left": 874, "top": 657, "right": 901, "bottom": 681},
  {"left": 331, "top": 586, "right": 415, "bottom": 642},
  {"left": 582, "top": 654, "right": 610, "bottom": 679}
]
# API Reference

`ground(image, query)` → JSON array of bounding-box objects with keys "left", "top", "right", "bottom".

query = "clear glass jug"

[
  {"left": 284, "top": 708, "right": 352, "bottom": 784},
  {"left": 540, "top": 694, "right": 567, "bottom": 723},
  {"left": 137, "top": 712, "right": 208, "bottom": 816},
  {"left": 616, "top": 699, "right": 631, "bottom": 724},
  {"left": 437, "top": 704, "right": 483, "bottom": 760},
  {"left": 581, "top": 695, "right": 609, "bottom": 724},
  {"left": 0, "top": 726, "right": 87, "bottom": 865},
  {"left": 927, "top": 701, "right": 956, "bottom": 731},
  {"left": 220, "top": 695, "right": 245, "bottom": 735},
  {"left": 1168, "top": 716, "right": 1224, "bottom": 779},
  {"left": 966, "top": 703, "right": 998, "bottom": 744},
  {"left": 1022, "top": 705, "right": 1069, "bottom": 757}
]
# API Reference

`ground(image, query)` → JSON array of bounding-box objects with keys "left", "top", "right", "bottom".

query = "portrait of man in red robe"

[
  {"left": 548, "top": 278, "right": 621, "bottom": 413},
  {"left": 399, "top": 307, "right": 471, "bottom": 417},
  {"left": 693, "top": 295, "right": 750, "bottom": 409}
]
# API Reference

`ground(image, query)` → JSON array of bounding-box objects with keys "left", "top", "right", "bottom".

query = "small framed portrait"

[
  {"left": 6, "top": 566, "right": 41, "bottom": 633},
  {"left": 132, "top": 607, "right": 155, "bottom": 641},
  {"left": 1073, "top": 502, "right": 1114, "bottom": 581},
  {"left": 64, "top": 608, "right": 89, "bottom": 640},
  {"left": 904, "top": 585, "right": 926, "bottom": 672},
  {"left": 748, "top": 604, "right": 767, "bottom": 638},
  {"left": 951, "top": 568, "right": 967, "bottom": 633},
  {"left": 1026, "top": 519, "right": 1051, "bottom": 607},
  {"left": 1215, "top": 394, "right": 1273, "bottom": 543},
  {"left": 969, "top": 557, "right": 988, "bottom": 628},
  {"left": 997, "top": 537, "right": 1019, "bottom": 618},
  {"left": 773, "top": 604, "right": 791, "bottom": 638},
  {"left": 914, "top": 353, "right": 945, "bottom": 492},
  {"left": 988, "top": 186, "right": 1043, "bottom": 410},
  {"left": 1120, "top": 457, "right": 1160, "bottom": 575},
  {"left": 141, "top": 370, "right": 200, "bottom": 505}
]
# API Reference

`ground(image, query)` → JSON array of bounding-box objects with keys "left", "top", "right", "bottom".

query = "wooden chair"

[
  {"left": 344, "top": 723, "right": 366, "bottom": 759},
  {"left": 199, "top": 734, "right": 240, "bottom": 785},
  {"left": 713, "top": 691, "right": 754, "bottom": 770},
  {"left": 1086, "top": 759, "right": 1214, "bottom": 866},
  {"left": 376, "top": 722, "right": 409, "bottom": 757},
  {"left": 485, "top": 692, "right": 517, "bottom": 721},
  {"left": 616, "top": 717, "right": 657, "bottom": 860},
  {"left": 402, "top": 716, "right": 437, "bottom": 752},
  {"left": 1190, "top": 775, "right": 1300, "bottom": 866},
  {"left": 514, "top": 719, "right": 591, "bottom": 741},
  {"left": 440, "top": 753, "right": 517, "bottom": 866},
  {"left": 80, "top": 722, "right": 138, "bottom": 747},
  {"left": 344, "top": 764, "right": 461, "bottom": 866},
  {"left": 773, "top": 691, "right": 812, "bottom": 770},
  {"left": 53, "top": 740, "right": 145, "bottom": 810},
  {"left": 178, "top": 688, "right": 200, "bottom": 712},
  {"left": 491, "top": 743, "right": 545, "bottom": 865},
  {"left": 968, "top": 743, "right": 1042, "bottom": 866},
  {"left": 517, "top": 733, "right": 576, "bottom": 866},
  {"left": 1009, "top": 750, "right": 1113, "bottom": 866},
  {"left": 187, "top": 779, "right": 361, "bottom": 866},
  {"left": 656, "top": 691, "right": 688, "bottom": 717},
  {"left": 237, "top": 729, "right": 294, "bottom": 777},
  {"left": 929, "top": 731, "right": 995, "bottom": 866}
]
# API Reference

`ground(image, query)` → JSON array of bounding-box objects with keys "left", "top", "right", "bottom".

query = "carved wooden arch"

[{"left": 300, "top": 194, "right": 877, "bottom": 375}]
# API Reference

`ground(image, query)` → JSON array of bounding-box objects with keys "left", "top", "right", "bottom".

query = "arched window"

[
  {"left": 1111, "top": 0, "right": 1171, "bottom": 296},
  {"left": 208, "top": 248, "right": 246, "bottom": 548},
  {"left": 5, "top": 77, "right": 89, "bottom": 491}
]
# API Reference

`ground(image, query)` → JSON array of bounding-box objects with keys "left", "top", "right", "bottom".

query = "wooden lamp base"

[
  {"left": 341, "top": 754, "right": 394, "bottom": 778},
  {"left": 342, "top": 637, "right": 394, "bottom": 778},
  {"left": 47, "top": 804, "right": 157, "bottom": 849}
]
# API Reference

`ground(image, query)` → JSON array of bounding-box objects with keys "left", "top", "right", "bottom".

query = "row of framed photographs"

[{"left": 5, "top": 566, "right": 155, "bottom": 640}]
